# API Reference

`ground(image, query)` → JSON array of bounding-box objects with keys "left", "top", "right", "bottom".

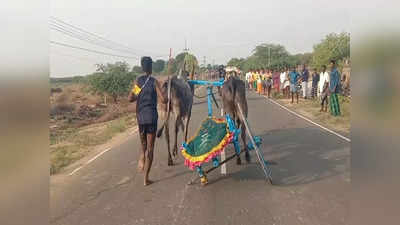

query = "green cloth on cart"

[
  {"left": 182, "top": 117, "right": 233, "bottom": 170},
  {"left": 185, "top": 118, "right": 228, "bottom": 156}
]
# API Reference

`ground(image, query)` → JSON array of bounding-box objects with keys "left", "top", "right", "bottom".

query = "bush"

[
  {"left": 50, "top": 104, "right": 75, "bottom": 116},
  {"left": 51, "top": 87, "right": 63, "bottom": 94},
  {"left": 88, "top": 62, "right": 136, "bottom": 103}
]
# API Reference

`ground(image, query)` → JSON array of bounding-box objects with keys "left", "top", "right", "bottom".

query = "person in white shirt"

[
  {"left": 280, "top": 69, "right": 286, "bottom": 93},
  {"left": 318, "top": 65, "right": 330, "bottom": 98},
  {"left": 245, "top": 71, "right": 252, "bottom": 89}
]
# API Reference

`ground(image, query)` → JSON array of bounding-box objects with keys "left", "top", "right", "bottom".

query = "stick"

[{"left": 236, "top": 103, "right": 272, "bottom": 182}]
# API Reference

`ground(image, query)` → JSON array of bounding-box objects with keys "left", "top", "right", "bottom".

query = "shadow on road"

[
  {"left": 227, "top": 127, "right": 349, "bottom": 186},
  {"left": 156, "top": 170, "right": 192, "bottom": 183}
]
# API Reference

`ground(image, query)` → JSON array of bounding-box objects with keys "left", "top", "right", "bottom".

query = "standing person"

[
  {"left": 266, "top": 69, "right": 273, "bottom": 98},
  {"left": 245, "top": 70, "right": 251, "bottom": 90},
  {"left": 257, "top": 69, "right": 263, "bottom": 94},
  {"left": 301, "top": 64, "right": 309, "bottom": 99},
  {"left": 261, "top": 68, "right": 267, "bottom": 95},
  {"left": 248, "top": 69, "right": 253, "bottom": 90},
  {"left": 254, "top": 69, "right": 258, "bottom": 91},
  {"left": 280, "top": 68, "right": 286, "bottom": 95},
  {"left": 272, "top": 69, "right": 280, "bottom": 94},
  {"left": 320, "top": 77, "right": 329, "bottom": 112},
  {"left": 289, "top": 66, "right": 300, "bottom": 104},
  {"left": 318, "top": 65, "right": 330, "bottom": 98},
  {"left": 284, "top": 68, "right": 291, "bottom": 98},
  {"left": 329, "top": 60, "right": 341, "bottom": 116},
  {"left": 128, "top": 56, "right": 167, "bottom": 186},
  {"left": 311, "top": 68, "right": 320, "bottom": 98}
]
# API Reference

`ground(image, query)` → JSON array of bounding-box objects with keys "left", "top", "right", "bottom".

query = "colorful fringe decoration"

[{"left": 181, "top": 117, "right": 234, "bottom": 170}]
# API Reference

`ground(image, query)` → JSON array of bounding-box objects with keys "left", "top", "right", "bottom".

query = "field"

[{"left": 50, "top": 81, "right": 137, "bottom": 174}]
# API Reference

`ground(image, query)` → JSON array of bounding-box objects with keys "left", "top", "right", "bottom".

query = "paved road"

[{"left": 50, "top": 89, "right": 350, "bottom": 225}]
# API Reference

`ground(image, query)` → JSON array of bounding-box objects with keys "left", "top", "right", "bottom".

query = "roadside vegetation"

[
  {"left": 50, "top": 115, "right": 135, "bottom": 174},
  {"left": 50, "top": 72, "right": 138, "bottom": 174},
  {"left": 273, "top": 93, "right": 350, "bottom": 134}
]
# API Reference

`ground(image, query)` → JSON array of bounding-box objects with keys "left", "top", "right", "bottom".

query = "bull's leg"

[
  {"left": 173, "top": 120, "right": 179, "bottom": 157},
  {"left": 165, "top": 120, "right": 173, "bottom": 166},
  {"left": 234, "top": 116, "right": 242, "bottom": 165},
  {"left": 184, "top": 113, "right": 191, "bottom": 142}
]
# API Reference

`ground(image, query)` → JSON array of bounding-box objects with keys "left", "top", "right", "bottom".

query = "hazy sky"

[{"left": 51, "top": 0, "right": 350, "bottom": 77}]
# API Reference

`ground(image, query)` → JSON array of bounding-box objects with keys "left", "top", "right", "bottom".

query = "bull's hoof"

[
  {"left": 236, "top": 157, "right": 242, "bottom": 165},
  {"left": 168, "top": 159, "right": 174, "bottom": 166},
  {"left": 245, "top": 152, "right": 251, "bottom": 163},
  {"left": 173, "top": 148, "right": 178, "bottom": 157}
]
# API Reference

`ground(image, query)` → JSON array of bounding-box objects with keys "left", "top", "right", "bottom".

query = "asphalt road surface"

[{"left": 50, "top": 89, "right": 350, "bottom": 225}]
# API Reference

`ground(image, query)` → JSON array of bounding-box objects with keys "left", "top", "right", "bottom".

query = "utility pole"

[{"left": 167, "top": 48, "right": 172, "bottom": 75}]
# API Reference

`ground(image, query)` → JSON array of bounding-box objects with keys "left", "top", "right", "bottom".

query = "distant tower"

[{"left": 183, "top": 39, "right": 189, "bottom": 52}]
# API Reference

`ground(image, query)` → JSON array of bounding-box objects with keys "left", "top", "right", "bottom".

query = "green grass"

[
  {"left": 50, "top": 145, "right": 84, "bottom": 174},
  {"left": 50, "top": 115, "right": 135, "bottom": 175},
  {"left": 276, "top": 94, "right": 350, "bottom": 134}
]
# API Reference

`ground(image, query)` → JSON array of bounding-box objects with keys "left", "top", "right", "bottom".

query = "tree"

[
  {"left": 88, "top": 61, "right": 136, "bottom": 103},
  {"left": 183, "top": 53, "right": 198, "bottom": 79},
  {"left": 132, "top": 65, "right": 142, "bottom": 74},
  {"left": 311, "top": 32, "right": 350, "bottom": 69},
  {"left": 153, "top": 59, "right": 165, "bottom": 73},
  {"left": 163, "top": 58, "right": 177, "bottom": 75},
  {"left": 292, "top": 53, "right": 313, "bottom": 66},
  {"left": 252, "top": 43, "right": 290, "bottom": 69},
  {"left": 227, "top": 58, "right": 246, "bottom": 69}
]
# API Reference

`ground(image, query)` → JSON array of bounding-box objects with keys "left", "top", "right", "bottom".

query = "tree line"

[{"left": 227, "top": 32, "right": 350, "bottom": 72}]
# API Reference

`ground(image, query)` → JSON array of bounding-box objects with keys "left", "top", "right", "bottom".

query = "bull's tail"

[
  {"left": 156, "top": 125, "right": 164, "bottom": 138},
  {"left": 157, "top": 77, "right": 172, "bottom": 138}
]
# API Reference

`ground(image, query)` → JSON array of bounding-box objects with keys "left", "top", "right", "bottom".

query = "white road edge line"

[
  {"left": 68, "top": 127, "right": 139, "bottom": 176},
  {"left": 264, "top": 96, "right": 351, "bottom": 142},
  {"left": 68, "top": 166, "right": 83, "bottom": 176}
]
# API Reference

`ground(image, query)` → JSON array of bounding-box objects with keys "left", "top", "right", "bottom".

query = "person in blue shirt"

[
  {"left": 128, "top": 56, "right": 167, "bottom": 186},
  {"left": 329, "top": 60, "right": 341, "bottom": 116},
  {"left": 289, "top": 66, "right": 300, "bottom": 104}
]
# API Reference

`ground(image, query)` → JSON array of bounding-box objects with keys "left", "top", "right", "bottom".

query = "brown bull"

[
  {"left": 220, "top": 76, "right": 250, "bottom": 164},
  {"left": 157, "top": 75, "right": 193, "bottom": 166}
]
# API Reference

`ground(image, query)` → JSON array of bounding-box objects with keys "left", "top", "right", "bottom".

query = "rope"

[{"left": 193, "top": 91, "right": 219, "bottom": 99}]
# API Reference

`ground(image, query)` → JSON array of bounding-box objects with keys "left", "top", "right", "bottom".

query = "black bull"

[
  {"left": 156, "top": 76, "right": 193, "bottom": 166},
  {"left": 157, "top": 76, "right": 249, "bottom": 166},
  {"left": 219, "top": 76, "right": 250, "bottom": 164}
]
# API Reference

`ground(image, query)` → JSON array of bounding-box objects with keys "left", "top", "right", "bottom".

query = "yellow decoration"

[
  {"left": 132, "top": 84, "right": 141, "bottom": 95},
  {"left": 200, "top": 176, "right": 208, "bottom": 185},
  {"left": 181, "top": 132, "right": 231, "bottom": 162}
]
